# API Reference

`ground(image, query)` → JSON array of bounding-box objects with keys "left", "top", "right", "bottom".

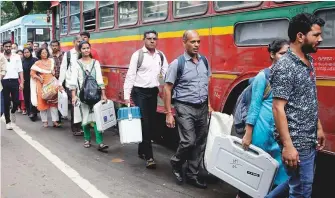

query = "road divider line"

[{"left": 2, "top": 119, "right": 109, "bottom": 198}]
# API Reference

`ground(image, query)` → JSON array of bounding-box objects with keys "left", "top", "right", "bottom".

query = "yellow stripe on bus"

[
  {"left": 212, "top": 74, "right": 238, "bottom": 80},
  {"left": 316, "top": 80, "right": 335, "bottom": 87},
  {"left": 60, "top": 26, "right": 234, "bottom": 47}
]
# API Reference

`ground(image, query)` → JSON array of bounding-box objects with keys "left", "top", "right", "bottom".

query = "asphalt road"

[{"left": 1, "top": 112, "right": 237, "bottom": 198}]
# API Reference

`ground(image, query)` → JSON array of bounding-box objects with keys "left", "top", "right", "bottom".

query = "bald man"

[
  {"left": 59, "top": 35, "right": 83, "bottom": 135},
  {"left": 164, "top": 30, "right": 213, "bottom": 189}
]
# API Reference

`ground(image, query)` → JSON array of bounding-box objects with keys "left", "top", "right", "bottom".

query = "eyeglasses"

[{"left": 145, "top": 37, "right": 158, "bottom": 41}]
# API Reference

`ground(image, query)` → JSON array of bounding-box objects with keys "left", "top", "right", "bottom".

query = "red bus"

[{"left": 50, "top": 2, "right": 335, "bottom": 188}]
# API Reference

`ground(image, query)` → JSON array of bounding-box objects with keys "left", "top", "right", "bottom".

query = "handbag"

[{"left": 42, "top": 77, "right": 59, "bottom": 101}]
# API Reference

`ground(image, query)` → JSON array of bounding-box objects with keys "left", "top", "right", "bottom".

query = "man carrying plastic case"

[
  {"left": 164, "top": 30, "right": 213, "bottom": 189},
  {"left": 123, "top": 30, "right": 169, "bottom": 169}
]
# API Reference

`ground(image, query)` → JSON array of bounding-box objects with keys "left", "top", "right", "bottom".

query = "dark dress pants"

[
  {"left": 171, "top": 101, "right": 208, "bottom": 179},
  {"left": 2, "top": 79, "right": 19, "bottom": 124},
  {"left": 131, "top": 86, "right": 158, "bottom": 160}
]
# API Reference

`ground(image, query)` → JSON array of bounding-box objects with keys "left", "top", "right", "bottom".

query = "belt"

[{"left": 174, "top": 99, "right": 208, "bottom": 107}]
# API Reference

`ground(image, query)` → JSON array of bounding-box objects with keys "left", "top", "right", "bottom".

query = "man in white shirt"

[
  {"left": 2, "top": 40, "right": 24, "bottom": 130},
  {"left": 59, "top": 35, "right": 83, "bottom": 135},
  {"left": 124, "top": 30, "right": 169, "bottom": 169}
]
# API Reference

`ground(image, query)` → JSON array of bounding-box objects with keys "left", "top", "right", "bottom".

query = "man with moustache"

[
  {"left": 164, "top": 30, "right": 213, "bottom": 189},
  {"left": 59, "top": 35, "right": 83, "bottom": 135},
  {"left": 270, "top": 13, "right": 326, "bottom": 197},
  {"left": 1, "top": 40, "right": 24, "bottom": 130}
]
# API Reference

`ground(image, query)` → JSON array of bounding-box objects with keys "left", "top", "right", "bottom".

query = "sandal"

[
  {"left": 98, "top": 143, "right": 109, "bottom": 152},
  {"left": 22, "top": 110, "right": 27, "bottom": 115},
  {"left": 84, "top": 140, "right": 91, "bottom": 148},
  {"left": 43, "top": 122, "right": 48, "bottom": 128},
  {"left": 53, "top": 122, "right": 62, "bottom": 128}
]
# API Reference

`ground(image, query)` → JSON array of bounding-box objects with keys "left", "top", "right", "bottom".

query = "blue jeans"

[{"left": 266, "top": 148, "right": 316, "bottom": 198}]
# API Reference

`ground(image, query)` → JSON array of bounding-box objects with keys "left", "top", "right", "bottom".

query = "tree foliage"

[{"left": 1, "top": 1, "right": 51, "bottom": 25}]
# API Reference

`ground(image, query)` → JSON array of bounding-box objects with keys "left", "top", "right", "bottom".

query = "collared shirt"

[
  {"left": 0, "top": 53, "right": 7, "bottom": 91},
  {"left": 59, "top": 48, "right": 79, "bottom": 87},
  {"left": 32, "top": 51, "right": 37, "bottom": 58},
  {"left": 123, "top": 46, "right": 169, "bottom": 100},
  {"left": 52, "top": 51, "right": 65, "bottom": 79},
  {"left": 3, "top": 53, "right": 23, "bottom": 80},
  {"left": 165, "top": 52, "right": 211, "bottom": 104},
  {"left": 270, "top": 49, "right": 318, "bottom": 152}
]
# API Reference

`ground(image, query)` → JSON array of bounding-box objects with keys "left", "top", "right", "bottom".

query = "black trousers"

[
  {"left": 2, "top": 79, "right": 19, "bottom": 124},
  {"left": 23, "top": 79, "right": 37, "bottom": 116},
  {"left": 65, "top": 87, "right": 81, "bottom": 132},
  {"left": 131, "top": 86, "right": 158, "bottom": 160},
  {"left": 171, "top": 100, "right": 208, "bottom": 179}
]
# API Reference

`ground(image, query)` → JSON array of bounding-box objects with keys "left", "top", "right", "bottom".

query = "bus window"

[
  {"left": 315, "top": 9, "right": 335, "bottom": 47},
  {"left": 60, "top": 2, "right": 68, "bottom": 34},
  {"left": 18, "top": 28, "right": 21, "bottom": 45},
  {"left": 143, "top": 1, "right": 168, "bottom": 22},
  {"left": 174, "top": 1, "right": 208, "bottom": 18},
  {"left": 235, "top": 19, "right": 289, "bottom": 46},
  {"left": 214, "top": 1, "right": 261, "bottom": 12},
  {"left": 70, "top": 1, "right": 80, "bottom": 33},
  {"left": 27, "top": 28, "right": 50, "bottom": 43},
  {"left": 118, "top": 1, "right": 138, "bottom": 26},
  {"left": 99, "top": 1, "right": 114, "bottom": 29},
  {"left": 83, "top": 1, "right": 96, "bottom": 31},
  {"left": 14, "top": 29, "right": 18, "bottom": 44}
]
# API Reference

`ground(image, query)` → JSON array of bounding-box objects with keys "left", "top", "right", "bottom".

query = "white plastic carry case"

[
  {"left": 93, "top": 100, "right": 117, "bottom": 131},
  {"left": 206, "top": 136, "right": 279, "bottom": 198},
  {"left": 58, "top": 91, "right": 68, "bottom": 117},
  {"left": 117, "top": 107, "right": 142, "bottom": 144},
  {"left": 204, "top": 112, "right": 233, "bottom": 168}
]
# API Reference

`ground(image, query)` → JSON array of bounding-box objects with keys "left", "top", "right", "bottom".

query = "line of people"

[{"left": 0, "top": 12, "right": 327, "bottom": 197}]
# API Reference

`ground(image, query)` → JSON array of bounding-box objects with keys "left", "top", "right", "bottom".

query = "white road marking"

[{"left": 2, "top": 119, "right": 109, "bottom": 198}]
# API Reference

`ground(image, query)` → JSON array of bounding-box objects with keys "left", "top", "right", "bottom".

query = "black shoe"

[
  {"left": 186, "top": 177, "right": 207, "bottom": 189},
  {"left": 170, "top": 161, "right": 183, "bottom": 185},
  {"left": 172, "top": 169, "right": 183, "bottom": 185},
  {"left": 146, "top": 158, "right": 156, "bottom": 169}
]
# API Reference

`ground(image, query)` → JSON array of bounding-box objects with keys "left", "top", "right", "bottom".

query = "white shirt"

[
  {"left": 32, "top": 51, "right": 37, "bottom": 58},
  {"left": 3, "top": 53, "right": 23, "bottom": 79},
  {"left": 123, "top": 46, "right": 169, "bottom": 100},
  {"left": 59, "top": 48, "right": 79, "bottom": 87}
]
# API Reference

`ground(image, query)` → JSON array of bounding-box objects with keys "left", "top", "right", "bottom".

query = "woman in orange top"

[{"left": 30, "top": 48, "right": 61, "bottom": 128}]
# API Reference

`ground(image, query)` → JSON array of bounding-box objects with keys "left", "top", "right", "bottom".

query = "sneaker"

[
  {"left": 146, "top": 158, "right": 157, "bottom": 169},
  {"left": 6, "top": 123, "right": 13, "bottom": 130},
  {"left": 10, "top": 112, "right": 16, "bottom": 123}
]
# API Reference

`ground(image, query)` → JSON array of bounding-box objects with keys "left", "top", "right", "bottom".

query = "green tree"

[{"left": 1, "top": 1, "right": 51, "bottom": 25}]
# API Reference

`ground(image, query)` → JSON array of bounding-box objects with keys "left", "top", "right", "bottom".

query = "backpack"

[
  {"left": 174, "top": 54, "right": 209, "bottom": 88},
  {"left": 77, "top": 60, "right": 101, "bottom": 108},
  {"left": 232, "top": 68, "right": 271, "bottom": 138},
  {"left": 137, "top": 49, "right": 164, "bottom": 70}
]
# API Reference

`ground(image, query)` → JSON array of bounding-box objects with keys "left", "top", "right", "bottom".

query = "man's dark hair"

[
  {"left": 143, "top": 30, "right": 158, "bottom": 39},
  {"left": 36, "top": 47, "right": 50, "bottom": 60},
  {"left": 33, "top": 43, "right": 40, "bottom": 47},
  {"left": 27, "top": 40, "right": 33, "bottom": 44},
  {"left": 3, "top": 40, "right": 12, "bottom": 46},
  {"left": 80, "top": 31, "right": 90, "bottom": 39},
  {"left": 50, "top": 40, "right": 60, "bottom": 46},
  {"left": 288, "top": 13, "right": 325, "bottom": 42}
]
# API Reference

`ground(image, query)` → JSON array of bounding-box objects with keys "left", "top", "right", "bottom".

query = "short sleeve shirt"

[
  {"left": 165, "top": 52, "right": 211, "bottom": 104},
  {"left": 270, "top": 49, "right": 318, "bottom": 152},
  {"left": 3, "top": 54, "right": 23, "bottom": 79}
]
